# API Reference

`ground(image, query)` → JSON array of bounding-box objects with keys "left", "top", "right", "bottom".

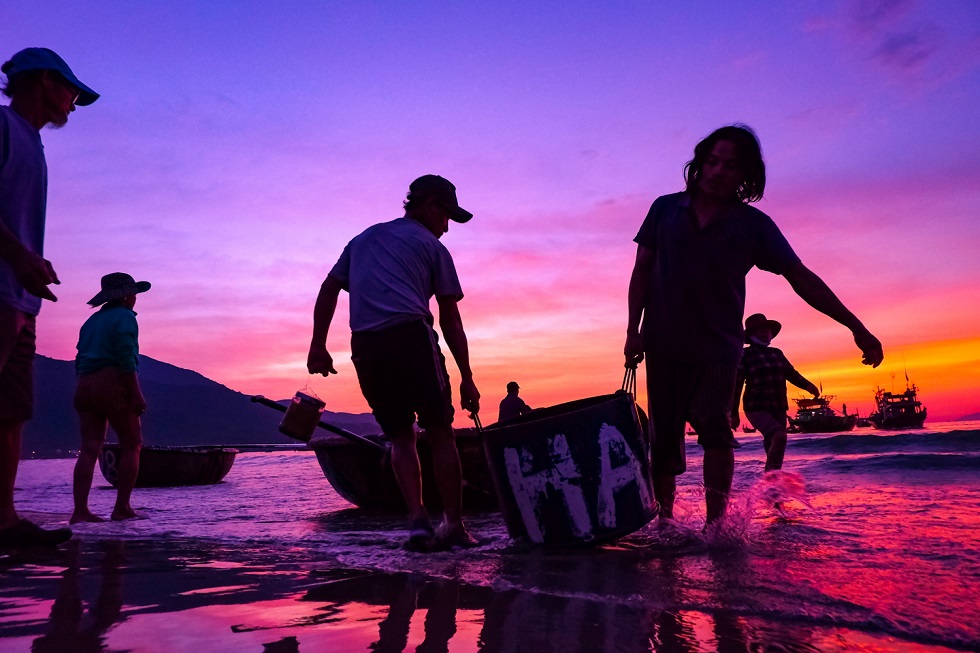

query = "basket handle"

[{"left": 622, "top": 365, "right": 637, "bottom": 397}]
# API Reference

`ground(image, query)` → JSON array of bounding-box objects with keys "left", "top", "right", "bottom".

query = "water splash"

[
  {"left": 710, "top": 471, "right": 814, "bottom": 543},
  {"left": 748, "top": 470, "right": 813, "bottom": 512},
  {"left": 619, "top": 471, "right": 815, "bottom": 551}
]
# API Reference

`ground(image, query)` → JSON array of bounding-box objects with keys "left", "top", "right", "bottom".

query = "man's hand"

[
  {"left": 808, "top": 383, "right": 821, "bottom": 398},
  {"left": 460, "top": 377, "right": 480, "bottom": 414},
  {"left": 12, "top": 250, "right": 59, "bottom": 301},
  {"left": 854, "top": 328, "right": 884, "bottom": 368},
  {"left": 307, "top": 346, "right": 337, "bottom": 376},
  {"left": 624, "top": 331, "right": 644, "bottom": 368}
]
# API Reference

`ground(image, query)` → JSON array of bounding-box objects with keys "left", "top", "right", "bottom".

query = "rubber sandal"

[{"left": 0, "top": 519, "right": 72, "bottom": 548}]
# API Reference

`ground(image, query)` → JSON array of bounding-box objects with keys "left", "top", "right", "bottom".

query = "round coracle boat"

[{"left": 98, "top": 444, "right": 238, "bottom": 488}]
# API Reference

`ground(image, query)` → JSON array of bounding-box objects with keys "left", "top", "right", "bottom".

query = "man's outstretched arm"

[
  {"left": 437, "top": 295, "right": 480, "bottom": 415},
  {"left": 783, "top": 262, "right": 884, "bottom": 367},
  {"left": 307, "top": 275, "right": 343, "bottom": 376}
]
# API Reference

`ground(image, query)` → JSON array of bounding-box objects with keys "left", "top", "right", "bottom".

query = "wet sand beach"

[{"left": 2, "top": 423, "right": 979, "bottom": 652}]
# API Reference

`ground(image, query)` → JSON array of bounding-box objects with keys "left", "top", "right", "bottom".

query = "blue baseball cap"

[{"left": 2, "top": 48, "right": 99, "bottom": 105}]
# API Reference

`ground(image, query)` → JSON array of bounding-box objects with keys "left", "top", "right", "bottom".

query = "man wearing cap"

[
  {"left": 731, "top": 313, "right": 820, "bottom": 472},
  {"left": 308, "top": 175, "right": 480, "bottom": 551},
  {"left": 625, "top": 125, "right": 883, "bottom": 527},
  {"left": 0, "top": 48, "right": 99, "bottom": 546},
  {"left": 498, "top": 381, "right": 532, "bottom": 422}
]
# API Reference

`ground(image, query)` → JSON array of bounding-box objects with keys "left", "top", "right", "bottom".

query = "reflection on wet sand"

[
  {"left": 301, "top": 559, "right": 783, "bottom": 653},
  {"left": 0, "top": 535, "right": 947, "bottom": 652},
  {"left": 31, "top": 540, "right": 123, "bottom": 653}
]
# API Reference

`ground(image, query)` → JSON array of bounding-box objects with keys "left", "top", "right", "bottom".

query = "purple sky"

[{"left": 5, "top": 0, "right": 980, "bottom": 419}]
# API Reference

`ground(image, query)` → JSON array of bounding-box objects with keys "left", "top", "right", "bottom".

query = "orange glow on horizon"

[
  {"left": 789, "top": 336, "right": 980, "bottom": 421},
  {"left": 113, "top": 330, "right": 979, "bottom": 425}
]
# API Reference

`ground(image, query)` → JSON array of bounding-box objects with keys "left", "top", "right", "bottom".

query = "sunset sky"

[{"left": 5, "top": 1, "right": 979, "bottom": 421}]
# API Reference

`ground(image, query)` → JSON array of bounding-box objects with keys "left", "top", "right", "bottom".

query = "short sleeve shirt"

[
  {"left": 329, "top": 217, "right": 463, "bottom": 332},
  {"left": 75, "top": 305, "right": 141, "bottom": 374},
  {"left": 735, "top": 344, "right": 811, "bottom": 413},
  {"left": 0, "top": 106, "right": 48, "bottom": 316},
  {"left": 634, "top": 192, "right": 800, "bottom": 365}
]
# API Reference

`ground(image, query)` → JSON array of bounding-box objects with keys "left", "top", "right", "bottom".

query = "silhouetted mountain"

[
  {"left": 957, "top": 412, "right": 980, "bottom": 421},
  {"left": 24, "top": 355, "right": 380, "bottom": 458}
]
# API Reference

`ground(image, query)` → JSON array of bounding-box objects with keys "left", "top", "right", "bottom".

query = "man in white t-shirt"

[
  {"left": 0, "top": 48, "right": 99, "bottom": 548},
  {"left": 308, "top": 175, "right": 481, "bottom": 551}
]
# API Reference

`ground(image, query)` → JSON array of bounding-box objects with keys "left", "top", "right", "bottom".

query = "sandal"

[{"left": 0, "top": 519, "right": 72, "bottom": 548}]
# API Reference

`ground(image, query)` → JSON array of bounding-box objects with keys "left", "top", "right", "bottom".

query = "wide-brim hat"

[
  {"left": 744, "top": 313, "right": 781, "bottom": 342},
  {"left": 2, "top": 48, "right": 99, "bottom": 105},
  {"left": 87, "top": 273, "right": 151, "bottom": 306},
  {"left": 408, "top": 174, "right": 473, "bottom": 223}
]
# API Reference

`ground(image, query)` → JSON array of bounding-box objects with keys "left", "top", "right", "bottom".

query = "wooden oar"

[{"left": 249, "top": 395, "right": 388, "bottom": 453}]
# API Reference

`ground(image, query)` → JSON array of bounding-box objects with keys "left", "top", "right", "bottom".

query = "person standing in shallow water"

[
  {"left": 624, "top": 125, "right": 883, "bottom": 526},
  {"left": 0, "top": 48, "right": 99, "bottom": 547},
  {"left": 731, "top": 313, "right": 820, "bottom": 471},
  {"left": 498, "top": 381, "right": 532, "bottom": 422},
  {"left": 307, "top": 175, "right": 481, "bottom": 551},
  {"left": 71, "top": 273, "right": 150, "bottom": 524}
]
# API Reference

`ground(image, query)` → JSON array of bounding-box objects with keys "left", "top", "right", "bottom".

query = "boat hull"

[
  {"left": 869, "top": 409, "right": 927, "bottom": 430},
  {"left": 99, "top": 444, "right": 238, "bottom": 488},
  {"left": 308, "top": 429, "right": 497, "bottom": 512}
]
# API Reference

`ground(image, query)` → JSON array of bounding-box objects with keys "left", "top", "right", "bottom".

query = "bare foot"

[
  {"left": 70, "top": 511, "right": 105, "bottom": 524},
  {"left": 110, "top": 508, "right": 145, "bottom": 521}
]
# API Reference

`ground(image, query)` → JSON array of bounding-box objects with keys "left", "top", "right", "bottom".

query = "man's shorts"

[
  {"left": 74, "top": 366, "right": 142, "bottom": 419},
  {"left": 351, "top": 320, "right": 454, "bottom": 435},
  {"left": 0, "top": 303, "right": 36, "bottom": 422},
  {"left": 646, "top": 358, "right": 739, "bottom": 476}
]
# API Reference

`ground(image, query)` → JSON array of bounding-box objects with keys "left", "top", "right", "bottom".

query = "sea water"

[{"left": 2, "top": 421, "right": 978, "bottom": 652}]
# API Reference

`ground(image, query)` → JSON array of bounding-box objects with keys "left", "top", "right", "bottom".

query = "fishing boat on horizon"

[
  {"left": 868, "top": 383, "right": 927, "bottom": 430},
  {"left": 788, "top": 395, "right": 857, "bottom": 433}
]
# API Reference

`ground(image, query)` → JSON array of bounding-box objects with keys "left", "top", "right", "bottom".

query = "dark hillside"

[{"left": 24, "top": 355, "right": 379, "bottom": 458}]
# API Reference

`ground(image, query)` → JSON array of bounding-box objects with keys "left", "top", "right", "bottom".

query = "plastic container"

[
  {"left": 278, "top": 391, "right": 325, "bottom": 442},
  {"left": 482, "top": 392, "right": 656, "bottom": 546}
]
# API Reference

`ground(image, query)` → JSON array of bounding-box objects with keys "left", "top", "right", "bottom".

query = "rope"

[{"left": 471, "top": 411, "right": 484, "bottom": 433}]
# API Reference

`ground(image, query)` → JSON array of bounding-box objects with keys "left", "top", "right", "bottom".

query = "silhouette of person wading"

[
  {"left": 308, "top": 175, "right": 480, "bottom": 551},
  {"left": 71, "top": 273, "right": 151, "bottom": 524},
  {"left": 731, "top": 313, "right": 820, "bottom": 472},
  {"left": 624, "top": 125, "right": 883, "bottom": 527}
]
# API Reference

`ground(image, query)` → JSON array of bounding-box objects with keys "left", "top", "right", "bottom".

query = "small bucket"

[
  {"left": 278, "top": 391, "right": 325, "bottom": 442},
  {"left": 482, "top": 392, "right": 656, "bottom": 546}
]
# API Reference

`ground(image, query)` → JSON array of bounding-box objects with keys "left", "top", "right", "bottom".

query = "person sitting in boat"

[
  {"left": 498, "top": 381, "right": 533, "bottom": 422},
  {"left": 70, "top": 273, "right": 149, "bottom": 524},
  {"left": 307, "top": 175, "right": 480, "bottom": 552},
  {"left": 731, "top": 313, "right": 819, "bottom": 471}
]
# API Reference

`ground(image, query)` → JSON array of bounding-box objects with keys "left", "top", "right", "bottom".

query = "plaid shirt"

[{"left": 733, "top": 344, "right": 813, "bottom": 414}]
